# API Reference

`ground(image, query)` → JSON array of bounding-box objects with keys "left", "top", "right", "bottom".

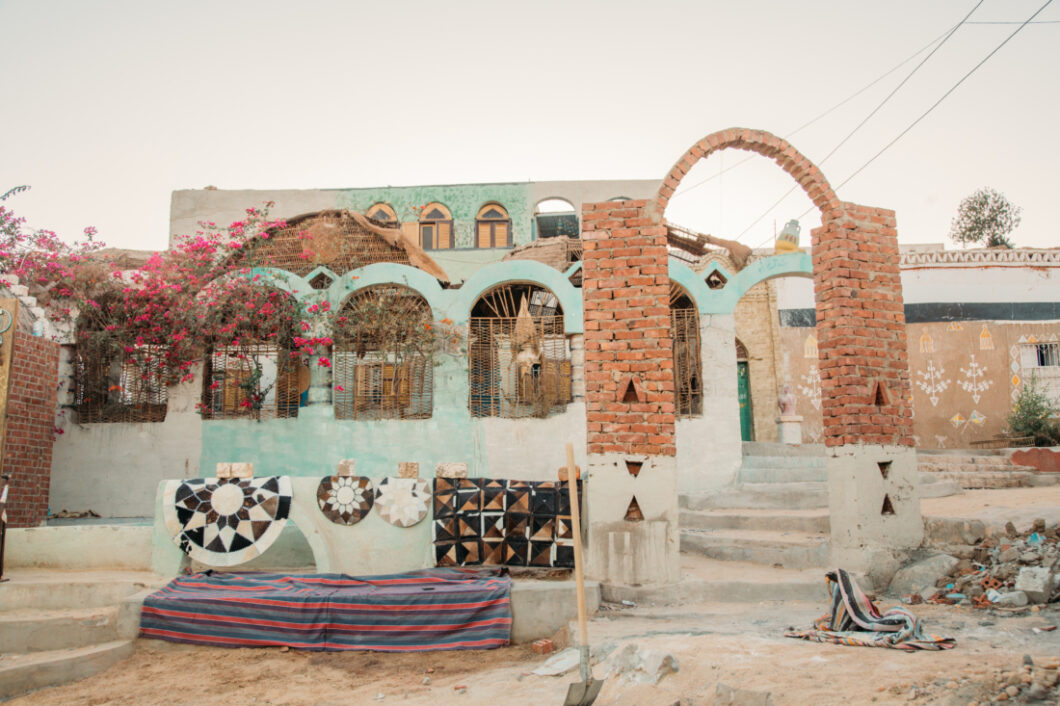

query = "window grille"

[
  {"left": 1021, "top": 342, "right": 1060, "bottom": 401},
  {"left": 74, "top": 345, "right": 168, "bottom": 423},
  {"left": 333, "top": 285, "right": 434, "bottom": 420},
  {"left": 468, "top": 283, "right": 571, "bottom": 419},
  {"left": 201, "top": 344, "right": 300, "bottom": 420},
  {"left": 670, "top": 283, "right": 702, "bottom": 417}
]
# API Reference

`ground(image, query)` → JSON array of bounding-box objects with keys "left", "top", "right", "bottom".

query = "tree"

[
  {"left": 948, "top": 187, "right": 1022, "bottom": 248},
  {"left": 1007, "top": 376, "right": 1060, "bottom": 447}
]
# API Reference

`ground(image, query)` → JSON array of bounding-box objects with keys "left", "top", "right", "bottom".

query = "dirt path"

[{"left": 11, "top": 600, "right": 1060, "bottom": 705}]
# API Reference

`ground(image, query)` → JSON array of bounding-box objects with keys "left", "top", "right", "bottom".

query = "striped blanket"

[
  {"left": 140, "top": 568, "right": 512, "bottom": 652},
  {"left": 785, "top": 569, "right": 956, "bottom": 651}
]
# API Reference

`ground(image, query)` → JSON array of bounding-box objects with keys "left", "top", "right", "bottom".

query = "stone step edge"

[{"left": 0, "top": 640, "right": 135, "bottom": 701}]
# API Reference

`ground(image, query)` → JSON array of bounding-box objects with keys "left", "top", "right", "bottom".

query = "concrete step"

[
  {"left": 0, "top": 639, "right": 134, "bottom": 700},
  {"left": 931, "top": 471, "right": 1036, "bottom": 490},
  {"left": 920, "top": 461, "right": 1038, "bottom": 473},
  {"left": 738, "top": 464, "right": 827, "bottom": 484},
  {"left": 681, "top": 482, "right": 828, "bottom": 511},
  {"left": 918, "top": 475, "right": 965, "bottom": 498},
  {"left": 0, "top": 606, "right": 120, "bottom": 653},
  {"left": 681, "top": 508, "right": 830, "bottom": 534},
  {"left": 680, "top": 528, "right": 830, "bottom": 569},
  {"left": 0, "top": 571, "right": 162, "bottom": 611},
  {"left": 742, "top": 442, "right": 826, "bottom": 458},
  {"left": 601, "top": 553, "right": 829, "bottom": 604}
]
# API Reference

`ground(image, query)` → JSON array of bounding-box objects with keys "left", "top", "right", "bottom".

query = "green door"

[{"left": 737, "top": 361, "right": 753, "bottom": 441}]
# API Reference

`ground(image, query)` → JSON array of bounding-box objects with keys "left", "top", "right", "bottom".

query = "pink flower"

[
  {"left": 317, "top": 357, "right": 331, "bottom": 368},
  {"left": 334, "top": 384, "right": 344, "bottom": 392}
]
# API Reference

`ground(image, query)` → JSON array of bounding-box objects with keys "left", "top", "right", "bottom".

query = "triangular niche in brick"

[
  {"left": 624, "top": 496, "right": 644, "bottom": 522},
  {"left": 871, "top": 380, "right": 891, "bottom": 407},
  {"left": 619, "top": 376, "right": 645, "bottom": 404},
  {"left": 625, "top": 459, "right": 643, "bottom": 477},
  {"left": 881, "top": 494, "right": 895, "bottom": 515}
]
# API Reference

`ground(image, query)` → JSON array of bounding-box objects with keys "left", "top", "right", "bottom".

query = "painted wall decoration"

[
  {"left": 374, "top": 477, "right": 430, "bottom": 528},
  {"left": 919, "top": 332, "right": 934, "bottom": 353},
  {"left": 432, "top": 477, "right": 578, "bottom": 568},
  {"left": 798, "top": 366, "right": 821, "bottom": 410},
  {"left": 163, "top": 476, "right": 292, "bottom": 566},
  {"left": 959, "top": 354, "right": 992, "bottom": 404},
  {"left": 317, "top": 475, "right": 374, "bottom": 526},
  {"left": 979, "top": 324, "right": 994, "bottom": 350},
  {"left": 915, "top": 360, "right": 950, "bottom": 406}
]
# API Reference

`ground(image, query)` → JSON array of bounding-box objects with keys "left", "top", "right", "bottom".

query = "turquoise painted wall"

[{"left": 334, "top": 182, "right": 533, "bottom": 251}]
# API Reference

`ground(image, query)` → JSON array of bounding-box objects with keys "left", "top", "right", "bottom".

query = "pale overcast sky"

[{"left": 1, "top": 0, "right": 1057, "bottom": 251}]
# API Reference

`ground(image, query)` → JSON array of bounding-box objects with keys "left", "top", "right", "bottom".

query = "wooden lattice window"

[
  {"left": 671, "top": 283, "right": 702, "bottom": 417},
  {"left": 74, "top": 345, "right": 168, "bottom": 423},
  {"left": 475, "top": 203, "right": 512, "bottom": 248},
  {"left": 366, "top": 203, "right": 398, "bottom": 225},
  {"left": 201, "top": 344, "right": 301, "bottom": 420},
  {"left": 469, "top": 283, "right": 571, "bottom": 419},
  {"left": 333, "top": 285, "right": 434, "bottom": 420},
  {"left": 419, "top": 203, "right": 453, "bottom": 251}
]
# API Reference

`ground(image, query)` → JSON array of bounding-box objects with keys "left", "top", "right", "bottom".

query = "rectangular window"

[
  {"left": 74, "top": 345, "right": 168, "bottom": 423},
  {"left": 333, "top": 352, "right": 432, "bottom": 420},
  {"left": 1022, "top": 342, "right": 1060, "bottom": 401},
  {"left": 202, "top": 345, "right": 299, "bottom": 420}
]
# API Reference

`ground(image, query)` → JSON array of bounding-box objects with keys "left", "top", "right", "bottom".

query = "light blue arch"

[
  {"left": 683, "top": 252, "right": 812, "bottom": 314},
  {"left": 329, "top": 263, "right": 448, "bottom": 317},
  {"left": 455, "top": 261, "right": 583, "bottom": 334}
]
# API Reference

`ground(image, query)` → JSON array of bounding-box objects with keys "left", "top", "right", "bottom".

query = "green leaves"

[{"left": 948, "top": 187, "right": 1022, "bottom": 248}]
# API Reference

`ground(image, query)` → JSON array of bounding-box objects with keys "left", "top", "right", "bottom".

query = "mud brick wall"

[
  {"left": 812, "top": 203, "right": 914, "bottom": 447},
  {"left": 581, "top": 200, "right": 675, "bottom": 456},
  {"left": 3, "top": 332, "right": 59, "bottom": 527}
]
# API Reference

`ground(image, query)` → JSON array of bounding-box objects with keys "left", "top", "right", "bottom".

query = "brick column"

[
  {"left": 813, "top": 203, "right": 922, "bottom": 575},
  {"left": 580, "top": 199, "right": 680, "bottom": 586}
]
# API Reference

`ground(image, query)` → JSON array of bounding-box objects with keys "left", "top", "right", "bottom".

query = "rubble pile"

[
  {"left": 924, "top": 519, "right": 1059, "bottom": 609},
  {"left": 981, "top": 655, "right": 1060, "bottom": 704}
]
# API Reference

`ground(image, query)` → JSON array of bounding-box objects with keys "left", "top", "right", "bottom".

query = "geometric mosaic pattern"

[
  {"left": 432, "top": 478, "right": 579, "bottom": 568},
  {"left": 374, "top": 477, "right": 431, "bottom": 528},
  {"left": 316, "top": 475, "right": 374, "bottom": 526},
  {"left": 162, "top": 476, "right": 292, "bottom": 567}
]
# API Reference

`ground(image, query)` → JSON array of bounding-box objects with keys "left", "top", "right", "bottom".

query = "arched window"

[
  {"left": 475, "top": 203, "right": 512, "bottom": 248},
  {"left": 419, "top": 203, "right": 453, "bottom": 250},
  {"left": 333, "top": 285, "right": 433, "bottom": 420},
  {"left": 670, "top": 282, "right": 702, "bottom": 417},
  {"left": 469, "top": 282, "right": 571, "bottom": 418},
  {"left": 201, "top": 285, "right": 303, "bottom": 420},
  {"left": 534, "top": 198, "right": 578, "bottom": 239},
  {"left": 366, "top": 203, "right": 398, "bottom": 225}
]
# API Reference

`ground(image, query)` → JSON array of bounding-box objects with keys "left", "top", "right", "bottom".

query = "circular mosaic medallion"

[
  {"left": 374, "top": 477, "right": 430, "bottom": 528},
  {"left": 317, "top": 475, "right": 374, "bottom": 526},
  {"left": 162, "top": 476, "right": 292, "bottom": 567}
]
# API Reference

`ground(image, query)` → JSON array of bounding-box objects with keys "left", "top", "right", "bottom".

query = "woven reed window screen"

[
  {"left": 74, "top": 345, "right": 168, "bottom": 423},
  {"left": 670, "top": 283, "right": 703, "bottom": 418},
  {"left": 201, "top": 345, "right": 300, "bottom": 420}
]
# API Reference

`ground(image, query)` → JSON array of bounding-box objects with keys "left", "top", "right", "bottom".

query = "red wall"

[{"left": 3, "top": 331, "right": 59, "bottom": 527}]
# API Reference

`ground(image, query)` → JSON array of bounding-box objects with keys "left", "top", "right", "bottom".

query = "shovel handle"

[{"left": 565, "top": 443, "right": 589, "bottom": 655}]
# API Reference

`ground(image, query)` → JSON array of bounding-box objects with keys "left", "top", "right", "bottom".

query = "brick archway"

[{"left": 654, "top": 128, "right": 841, "bottom": 219}]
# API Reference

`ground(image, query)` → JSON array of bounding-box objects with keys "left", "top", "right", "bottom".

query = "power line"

[
  {"left": 670, "top": 24, "right": 958, "bottom": 198},
  {"left": 801, "top": 0, "right": 1054, "bottom": 216},
  {"left": 740, "top": 1, "right": 984, "bottom": 246}
]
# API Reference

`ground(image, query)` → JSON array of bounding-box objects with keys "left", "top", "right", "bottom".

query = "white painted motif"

[
  {"left": 959, "top": 354, "right": 993, "bottom": 404},
  {"left": 915, "top": 360, "right": 950, "bottom": 406},
  {"left": 798, "top": 365, "right": 821, "bottom": 410}
]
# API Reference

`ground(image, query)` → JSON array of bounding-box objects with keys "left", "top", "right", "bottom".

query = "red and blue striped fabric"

[{"left": 140, "top": 568, "right": 512, "bottom": 652}]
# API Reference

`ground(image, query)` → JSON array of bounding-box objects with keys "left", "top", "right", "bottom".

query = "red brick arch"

[{"left": 654, "top": 128, "right": 841, "bottom": 219}]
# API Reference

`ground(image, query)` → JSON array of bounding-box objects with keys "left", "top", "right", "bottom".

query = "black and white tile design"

[
  {"left": 162, "top": 476, "right": 292, "bottom": 566},
  {"left": 432, "top": 478, "right": 579, "bottom": 568},
  {"left": 316, "top": 475, "right": 374, "bottom": 526}
]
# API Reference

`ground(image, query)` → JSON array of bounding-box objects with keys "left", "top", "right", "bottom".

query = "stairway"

[
  {"left": 917, "top": 449, "right": 1055, "bottom": 489},
  {"left": 0, "top": 570, "right": 163, "bottom": 700},
  {"left": 666, "top": 446, "right": 832, "bottom": 603}
]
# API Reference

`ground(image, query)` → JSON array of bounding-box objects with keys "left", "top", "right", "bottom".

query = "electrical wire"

[
  {"left": 671, "top": 24, "right": 958, "bottom": 199},
  {"left": 740, "top": 1, "right": 985, "bottom": 246},
  {"left": 798, "top": 0, "right": 1054, "bottom": 218}
]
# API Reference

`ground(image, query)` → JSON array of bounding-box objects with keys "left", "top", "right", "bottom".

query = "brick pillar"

[
  {"left": 2, "top": 331, "right": 60, "bottom": 527},
  {"left": 812, "top": 203, "right": 921, "bottom": 576},
  {"left": 581, "top": 200, "right": 680, "bottom": 586}
]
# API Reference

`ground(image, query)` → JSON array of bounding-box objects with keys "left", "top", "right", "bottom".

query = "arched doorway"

[{"left": 735, "top": 338, "right": 753, "bottom": 441}]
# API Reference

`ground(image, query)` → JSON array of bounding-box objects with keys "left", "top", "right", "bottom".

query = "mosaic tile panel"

[
  {"left": 316, "top": 475, "right": 374, "bottom": 526},
  {"left": 432, "top": 478, "right": 580, "bottom": 569},
  {"left": 375, "top": 477, "right": 431, "bottom": 528},
  {"left": 162, "top": 476, "right": 292, "bottom": 567}
]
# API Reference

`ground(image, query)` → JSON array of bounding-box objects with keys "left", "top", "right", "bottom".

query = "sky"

[{"left": 1, "top": 0, "right": 1058, "bottom": 253}]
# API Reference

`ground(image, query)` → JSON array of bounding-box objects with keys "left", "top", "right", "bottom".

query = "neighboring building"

[{"left": 4, "top": 178, "right": 1054, "bottom": 521}]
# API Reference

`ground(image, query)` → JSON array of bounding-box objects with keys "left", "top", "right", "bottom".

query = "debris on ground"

[
  {"left": 904, "top": 517, "right": 1060, "bottom": 610},
  {"left": 601, "top": 643, "right": 679, "bottom": 685}
]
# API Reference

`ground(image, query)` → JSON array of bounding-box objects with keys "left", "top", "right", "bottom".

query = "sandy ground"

[
  {"left": 10, "top": 598, "right": 1060, "bottom": 706},
  {"left": 9, "top": 488, "right": 1060, "bottom": 705}
]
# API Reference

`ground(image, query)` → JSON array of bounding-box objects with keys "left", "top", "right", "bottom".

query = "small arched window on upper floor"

[
  {"left": 534, "top": 198, "right": 578, "bottom": 239},
  {"left": 366, "top": 203, "right": 398, "bottom": 226},
  {"left": 419, "top": 203, "right": 453, "bottom": 250},
  {"left": 475, "top": 203, "right": 512, "bottom": 248}
]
